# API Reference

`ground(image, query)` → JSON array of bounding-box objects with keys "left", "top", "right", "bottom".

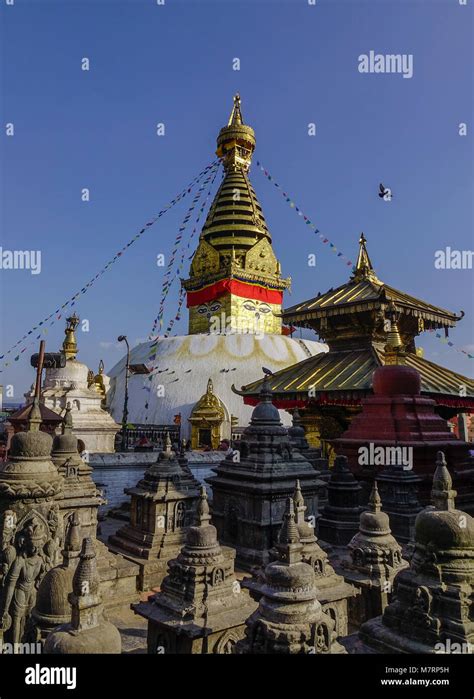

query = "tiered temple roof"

[{"left": 235, "top": 235, "right": 473, "bottom": 412}]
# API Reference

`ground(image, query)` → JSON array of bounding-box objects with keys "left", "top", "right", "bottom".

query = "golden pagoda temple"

[{"left": 235, "top": 234, "right": 474, "bottom": 457}]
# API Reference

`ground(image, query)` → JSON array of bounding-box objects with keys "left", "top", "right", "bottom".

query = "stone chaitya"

[
  {"left": 234, "top": 497, "right": 346, "bottom": 654},
  {"left": 32, "top": 512, "right": 82, "bottom": 638},
  {"left": 359, "top": 452, "right": 474, "bottom": 653},
  {"left": 48, "top": 403, "right": 139, "bottom": 611},
  {"left": 108, "top": 434, "right": 201, "bottom": 590},
  {"left": 244, "top": 480, "right": 357, "bottom": 637},
  {"left": 288, "top": 409, "right": 330, "bottom": 503},
  {"left": 208, "top": 375, "right": 323, "bottom": 571},
  {"left": 339, "top": 481, "right": 408, "bottom": 628},
  {"left": 0, "top": 399, "right": 63, "bottom": 647},
  {"left": 133, "top": 487, "right": 257, "bottom": 654},
  {"left": 44, "top": 537, "right": 121, "bottom": 654},
  {"left": 317, "top": 455, "right": 362, "bottom": 546}
]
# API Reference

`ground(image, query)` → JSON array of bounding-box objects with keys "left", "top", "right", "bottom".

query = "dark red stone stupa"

[{"left": 333, "top": 362, "right": 474, "bottom": 516}]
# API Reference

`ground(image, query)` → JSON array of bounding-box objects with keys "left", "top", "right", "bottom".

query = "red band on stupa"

[{"left": 186, "top": 279, "right": 283, "bottom": 307}]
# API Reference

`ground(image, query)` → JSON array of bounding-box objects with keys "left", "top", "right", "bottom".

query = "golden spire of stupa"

[
  {"left": 216, "top": 93, "right": 256, "bottom": 172},
  {"left": 62, "top": 313, "right": 80, "bottom": 360}
]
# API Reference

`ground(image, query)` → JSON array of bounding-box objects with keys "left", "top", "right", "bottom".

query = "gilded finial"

[
  {"left": 216, "top": 94, "right": 256, "bottom": 172},
  {"left": 228, "top": 93, "right": 243, "bottom": 126},
  {"left": 352, "top": 233, "right": 380, "bottom": 284},
  {"left": 63, "top": 314, "right": 80, "bottom": 360},
  {"left": 384, "top": 301, "right": 405, "bottom": 365}
]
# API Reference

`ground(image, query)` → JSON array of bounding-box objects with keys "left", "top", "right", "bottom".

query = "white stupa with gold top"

[
  {"left": 26, "top": 314, "right": 120, "bottom": 452},
  {"left": 108, "top": 96, "right": 325, "bottom": 447}
]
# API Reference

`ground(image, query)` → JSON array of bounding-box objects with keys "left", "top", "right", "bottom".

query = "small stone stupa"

[
  {"left": 317, "top": 455, "right": 362, "bottom": 546},
  {"left": 234, "top": 497, "right": 346, "bottom": 654},
  {"left": 208, "top": 375, "right": 323, "bottom": 571},
  {"left": 360, "top": 452, "right": 474, "bottom": 653},
  {"left": 133, "top": 487, "right": 257, "bottom": 654},
  {"left": 49, "top": 402, "right": 139, "bottom": 610},
  {"left": 108, "top": 433, "right": 201, "bottom": 590},
  {"left": 244, "top": 480, "right": 357, "bottom": 637},
  {"left": 340, "top": 481, "right": 408, "bottom": 627},
  {"left": 32, "top": 512, "right": 82, "bottom": 638},
  {"left": 44, "top": 537, "right": 121, "bottom": 654},
  {"left": 288, "top": 410, "right": 329, "bottom": 502},
  {"left": 0, "top": 383, "right": 64, "bottom": 647}
]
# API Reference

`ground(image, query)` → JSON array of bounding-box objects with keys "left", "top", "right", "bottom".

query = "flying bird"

[{"left": 378, "top": 183, "right": 393, "bottom": 200}]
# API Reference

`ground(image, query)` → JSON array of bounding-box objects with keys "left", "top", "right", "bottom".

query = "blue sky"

[{"left": 1, "top": 0, "right": 473, "bottom": 399}]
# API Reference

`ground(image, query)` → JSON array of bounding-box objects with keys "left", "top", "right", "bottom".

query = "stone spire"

[
  {"left": 245, "top": 480, "right": 358, "bottom": 637},
  {"left": 108, "top": 431, "right": 201, "bottom": 590},
  {"left": 340, "top": 482, "right": 407, "bottom": 626},
  {"left": 431, "top": 451, "right": 456, "bottom": 512},
  {"left": 44, "top": 538, "right": 121, "bottom": 654},
  {"left": 360, "top": 451, "right": 474, "bottom": 653},
  {"left": 317, "top": 455, "right": 362, "bottom": 546},
  {"left": 235, "top": 497, "right": 346, "bottom": 654},
  {"left": 133, "top": 487, "right": 257, "bottom": 654},
  {"left": 208, "top": 375, "right": 321, "bottom": 570}
]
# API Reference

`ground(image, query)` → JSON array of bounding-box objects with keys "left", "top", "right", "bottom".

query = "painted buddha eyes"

[
  {"left": 197, "top": 302, "right": 222, "bottom": 315},
  {"left": 242, "top": 301, "right": 272, "bottom": 315}
]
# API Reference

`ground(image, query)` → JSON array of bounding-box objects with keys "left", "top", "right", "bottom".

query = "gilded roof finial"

[
  {"left": 352, "top": 233, "right": 380, "bottom": 284},
  {"left": 384, "top": 301, "right": 405, "bottom": 365},
  {"left": 216, "top": 94, "right": 256, "bottom": 172},
  {"left": 228, "top": 93, "right": 243, "bottom": 126},
  {"left": 62, "top": 313, "right": 80, "bottom": 360}
]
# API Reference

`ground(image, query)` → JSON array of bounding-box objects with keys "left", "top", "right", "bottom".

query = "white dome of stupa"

[{"left": 108, "top": 333, "right": 325, "bottom": 438}]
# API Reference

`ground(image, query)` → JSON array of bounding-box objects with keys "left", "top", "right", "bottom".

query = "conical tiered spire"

[
  {"left": 183, "top": 96, "right": 290, "bottom": 335},
  {"left": 431, "top": 451, "right": 457, "bottom": 511},
  {"left": 352, "top": 233, "right": 380, "bottom": 284}
]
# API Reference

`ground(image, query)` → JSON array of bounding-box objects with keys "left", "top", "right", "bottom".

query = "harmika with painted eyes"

[
  {"left": 197, "top": 301, "right": 223, "bottom": 319},
  {"left": 242, "top": 300, "right": 272, "bottom": 319}
]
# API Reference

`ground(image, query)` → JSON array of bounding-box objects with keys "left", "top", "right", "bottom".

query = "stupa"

[
  {"left": 334, "top": 338, "right": 474, "bottom": 514},
  {"left": 107, "top": 95, "right": 325, "bottom": 442},
  {"left": 317, "top": 455, "right": 363, "bottom": 546},
  {"left": 34, "top": 406, "right": 138, "bottom": 620},
  {"left": 108, "top": 434, "right": 201, "bottom": 590},
  {"left": 27, "top": 315, "right": 120, "bottom": 452},
  {"left": 44, "top": 538, "right": 121, "bottom": 654},
  {"left": 234, "top": 497, "right": 346, "bottom": 654},
  {"left": 0, "top": 396, "right": 63, "bottom": 647},
  {"left": 32, "top": 511, "right": 82, "bottom": 638},
  {"left": 133, "top": 487, "right": 257, "bottom": 653},
  {"left": 207, "top": 375, "right": 323, "bottom": 571},
  {"left": 339, "top": 482, "right": 408, "bottom": 627},
  {"left": 244, "top": 480, "right": 358, "bottom": 637},
  {"left": 360, "top": 452, "right": 474, "bottom": 653}
]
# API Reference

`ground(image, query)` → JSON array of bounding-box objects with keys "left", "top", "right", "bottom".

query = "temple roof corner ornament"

[{"left": 351, "top": 233, "right": 381, "bottom": 285}]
